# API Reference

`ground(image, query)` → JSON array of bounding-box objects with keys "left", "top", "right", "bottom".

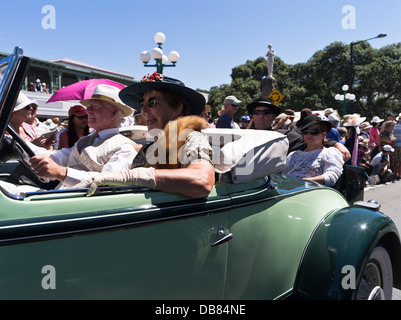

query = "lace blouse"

[{"left": 281, "top": 147, "right": 344, "bottom": 187}]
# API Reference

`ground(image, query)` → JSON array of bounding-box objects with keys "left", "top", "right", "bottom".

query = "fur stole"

[{"left": 151, "top": 116, "right": 209, "bottom": 169}]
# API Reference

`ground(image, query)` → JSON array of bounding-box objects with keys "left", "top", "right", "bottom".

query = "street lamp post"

[
  {"left": 140, "top": 32, "right": 180, "bottom": 74},
  {"left": 335, "top": 84, "right": 355, "bottom": 115},
  {"left": 349, "top": 33, "right": 387, "bottom": 94}
]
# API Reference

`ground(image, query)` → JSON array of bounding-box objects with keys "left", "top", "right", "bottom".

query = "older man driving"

[{"left": 28, "top": 85, "right": 138, "bottom": 189}]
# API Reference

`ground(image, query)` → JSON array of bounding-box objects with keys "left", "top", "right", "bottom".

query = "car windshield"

[{"left": 0, "top": 47, "right": 23, "bottom": 94}]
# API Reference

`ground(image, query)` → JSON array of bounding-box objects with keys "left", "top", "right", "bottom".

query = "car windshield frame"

[{"left": 0, "top": 47, "right": 30, "bottom": 142}]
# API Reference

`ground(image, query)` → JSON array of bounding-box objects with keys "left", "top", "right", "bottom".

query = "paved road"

[{"left": 364, "top": 180, "right": 401, "bottom": 300}]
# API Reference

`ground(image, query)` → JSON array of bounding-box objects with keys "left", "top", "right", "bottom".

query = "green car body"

[{"left": 0, "top": 48, "right": 400, "bottom": 300}]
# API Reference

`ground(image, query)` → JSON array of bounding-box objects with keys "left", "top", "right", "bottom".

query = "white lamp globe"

[
  {"left": 140, "top": 51, "right": 151, "bottom": 63},
  {"left": 162, "top": 54, "right": 168, "bottom": 65},
  {"left": 151, "top": 47, "right": 163, "bottom": 60},
  {"left": 168, "top": 51, "right": 180, "bottom": 63},
  {"left": 342, "top": 84, "right": 349, "bottom": 91},
  {"left": 154, "top": 32, "right": 166, "bottom": 44}
]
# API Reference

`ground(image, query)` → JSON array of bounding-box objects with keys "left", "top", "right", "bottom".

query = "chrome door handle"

[{"left": 211, "top": 226, "right": 233, "bottom": 247}]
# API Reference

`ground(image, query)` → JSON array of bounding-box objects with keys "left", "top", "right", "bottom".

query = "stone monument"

[
  {"left": 261, "top": 43, "right": 278, "bottom": 98},
  {"left": 266, "top": 43, "right": 275, "bottom": 78}
]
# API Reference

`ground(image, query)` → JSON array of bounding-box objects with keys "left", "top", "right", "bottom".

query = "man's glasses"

[
  {"left": 138, "top": 97, "right": 173, "bottom": 109},
  {"left": 301, "top": 128, "right": 322, "bottom": 136},
  {"left": 253, "top": 109, "right": 272, "bottom": 115},
  {"left": 76, "top": 114, "right": 88, "bottom": 120}
]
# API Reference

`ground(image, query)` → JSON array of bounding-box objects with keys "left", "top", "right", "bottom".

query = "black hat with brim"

[
  {"left": 299, "top": 114, "right": 332, "bottom": 132},
  {"left": 119, "top": 74, "right": 206, "bottom": 116},
  {"left": 246, "top": 97, "right": 281, "bottom": 116}
]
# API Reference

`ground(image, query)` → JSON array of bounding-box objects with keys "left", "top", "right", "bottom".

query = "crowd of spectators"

[
  {"left": 27, "top": 79, "right": 50, "bottom": 94},
  {"left": 203, "top": 96, "right": 401, "bottom": 186},
  {"left": 16, "top": 88, "right": 401, "bottom": 189}
]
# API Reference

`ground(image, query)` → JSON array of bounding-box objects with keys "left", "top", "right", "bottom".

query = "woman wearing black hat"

[
  {"left": 74, "top": 72, "right": 214, "bottom": 198},
  {"left": 281, "top": 114, "right": 344, "bottom": 186}
]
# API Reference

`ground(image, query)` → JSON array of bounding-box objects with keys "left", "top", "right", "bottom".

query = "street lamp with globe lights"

[
  {"left": 349, "top": 33, "right": 387, "bottom": 93},
  {"left": 140, "top": 32, "right": 180, "bottom": 74},
  {"left": 335, "top": 84, "right": 355, "bottom": 115}
]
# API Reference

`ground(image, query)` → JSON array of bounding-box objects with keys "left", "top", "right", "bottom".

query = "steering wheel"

[{"left": 1, "top": 125, "right": 59, "bottom": 190}]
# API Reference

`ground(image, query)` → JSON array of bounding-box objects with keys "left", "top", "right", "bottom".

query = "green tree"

[
  {"left": 206, "top": 41, "right": 401, "bottom": 121},
  {"left": 356, "top": 43, "right": 401, "bottom": 116}
]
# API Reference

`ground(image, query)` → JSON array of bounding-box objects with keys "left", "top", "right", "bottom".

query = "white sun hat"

[{"left": 14, "top": 92, "right": 38, "bottom": 112}]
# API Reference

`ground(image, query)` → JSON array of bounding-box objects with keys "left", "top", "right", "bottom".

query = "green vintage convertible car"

[{"left": 0, "top": 47, "right": 400, "bottom": 300}]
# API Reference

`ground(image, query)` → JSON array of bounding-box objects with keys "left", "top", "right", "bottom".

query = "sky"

[{"left": 1, "top": 0, "right": 400, "bottom": 91}]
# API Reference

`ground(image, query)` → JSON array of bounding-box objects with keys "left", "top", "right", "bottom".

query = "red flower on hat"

[{"left": 141, "top": 72, "right": 164, "bottom": 82}]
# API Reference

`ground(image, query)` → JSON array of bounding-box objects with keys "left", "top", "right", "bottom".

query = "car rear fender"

[{"left": 294, "top": 206, "right": 401, "bottom": 299}]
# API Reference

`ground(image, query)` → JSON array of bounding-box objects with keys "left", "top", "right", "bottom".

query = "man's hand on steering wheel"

[{"left": 30, "top": 155, "right": 67, "bottom": 181}]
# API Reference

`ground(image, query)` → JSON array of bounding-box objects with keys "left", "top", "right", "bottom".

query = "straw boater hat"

[
  {"left": 275, "top": 113, "right": 291, "bottom": 126},
  {"left": 14, "top": 91, "right": 38, "bottom": 112},
  {"left": 324, "top": 108, "right": 335, "bottom": 117},
  {"left": 119, "top": 72, "right": 206, "bottom": 116},
  {"left": 342, "top": 114, "right": 351, "bottom": 123},
  {"left": 284, "top": 109, "right": 295, "bottom": 118},
  {"left": 80, "top": 84, "right": 132, "bottom": 117},
  {"left": 360, "top": 121, "right": 372, "bottom": 131},
  {"left": 343, "top": 113, "right": 366, "bottom": 127}
]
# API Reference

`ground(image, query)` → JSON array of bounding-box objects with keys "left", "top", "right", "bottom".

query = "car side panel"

[
  {"left": 224, "top": 187, "right": 348, "bottom": 299},
  {"left": 294, "top": 207, "right": 401, "bottom": 299},
  {"left": 0, "top": 188, "right": 231, "bottom": 299}
]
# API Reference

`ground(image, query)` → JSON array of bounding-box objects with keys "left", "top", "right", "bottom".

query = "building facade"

[{"left": 0, "top": 51, "right": 136, "bottom": 119}]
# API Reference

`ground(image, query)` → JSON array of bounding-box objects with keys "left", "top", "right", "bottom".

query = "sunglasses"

[
  {"left": 76, "top": 114, "right": 88, "bottom": 120},
  {"left": 301, "top": 128, "right": 323, "bottom": 136},
  {"left": 24, "top": 104, "right": 37, "bottom": 110},
  {"left": 253, "top": 110, "right": 273, "bottom": 115},
  {"left": 138, "top": 97, "right": 174, "bottom": 109}
]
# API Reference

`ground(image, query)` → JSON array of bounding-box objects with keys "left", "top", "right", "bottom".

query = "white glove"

[{"left": 74, "top": 167, "right": 156, "bottom": 197}]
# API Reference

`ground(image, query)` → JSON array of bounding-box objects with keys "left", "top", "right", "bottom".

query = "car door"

[{"left": 0, "top": 184, "right": 231, "bottom": 299}]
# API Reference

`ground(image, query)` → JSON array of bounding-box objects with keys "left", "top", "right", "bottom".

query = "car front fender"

[{"left": 294, "top": 206, "right": 401, "bottom": 300}]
